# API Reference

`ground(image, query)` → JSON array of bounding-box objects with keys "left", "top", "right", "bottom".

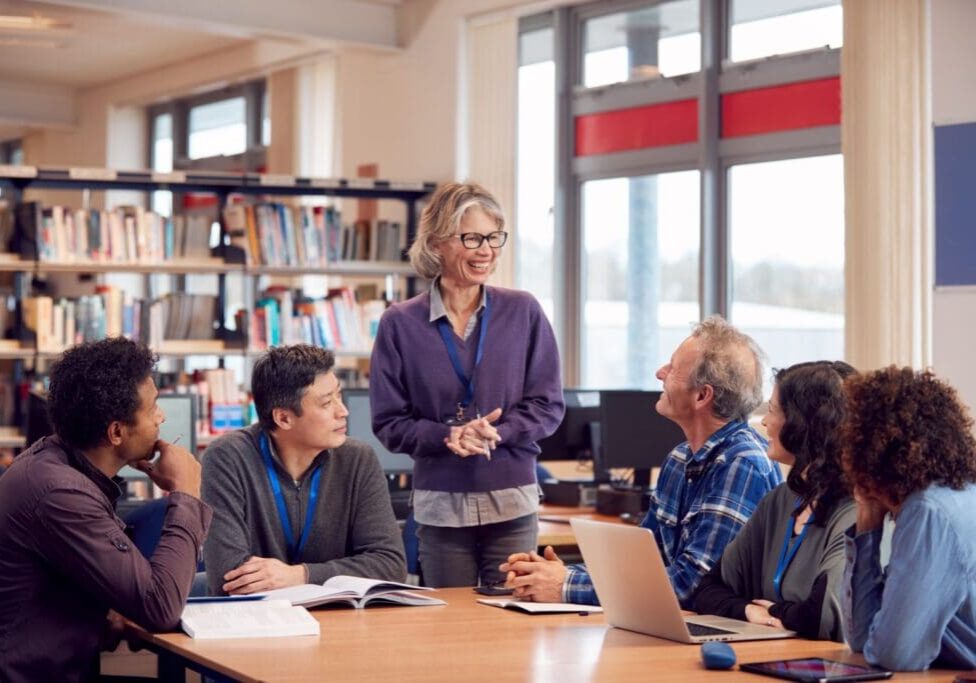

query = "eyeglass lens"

[{"left": 459, "top": 231, "right": 507, "bottom": 249}]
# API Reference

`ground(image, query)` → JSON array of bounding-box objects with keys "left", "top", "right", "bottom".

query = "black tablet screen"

[{"left": 741, "top": 658, "right": 892, "bottom": 682}]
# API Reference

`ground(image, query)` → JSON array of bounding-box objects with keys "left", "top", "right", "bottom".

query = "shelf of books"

[{"left": 0, "top": 164, "right": 434, "bottom": 448}]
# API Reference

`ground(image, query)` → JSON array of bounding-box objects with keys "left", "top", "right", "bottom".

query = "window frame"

[
  {"left": 519, "top": 0, "right": 842, "bottom": 386},
  {"left": 147, "top": 79, "right": 267, "bottom": 174}
]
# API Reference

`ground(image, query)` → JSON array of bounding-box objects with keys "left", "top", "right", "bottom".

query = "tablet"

[{"left": 739, "top": 658, "right": 893, "bottom": 682}]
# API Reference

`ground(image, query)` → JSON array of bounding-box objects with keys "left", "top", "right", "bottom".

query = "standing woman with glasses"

[
  {"left": 369, "top": 182, "right": 565, "bottom": 588},
  {"left": 691, "top": 361, "right": 858, "bottom": 640}
]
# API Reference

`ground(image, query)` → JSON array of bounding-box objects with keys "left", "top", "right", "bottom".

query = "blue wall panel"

[{"left": 935, "top": 121, "right": 976, "bottom": 286}]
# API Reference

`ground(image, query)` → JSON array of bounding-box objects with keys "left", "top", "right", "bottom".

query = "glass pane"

[
  {"left": 151, "top": 113, "right": 174, "bottom": 217},
  {"left": 582, "top": 0, "right": 700, "bottom": 88},
  {"left": 582, "top": 171, "right": 700, "bottom": 388},
  {"left": 729, "top": 0, "right": 842, "bottom": 63},
  {"left": 188, "top": 97, "right": 247, "bottom": 160},
  {"left": 516, "top": 27, "right": 556, "bottom": 320},
  {"left": 729, "top": 155, "right": 844, "bottom": 384}
]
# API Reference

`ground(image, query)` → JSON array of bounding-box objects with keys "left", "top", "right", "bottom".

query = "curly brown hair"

[{"left": 842, "top": 366, "right": 976, "bottom": 505}]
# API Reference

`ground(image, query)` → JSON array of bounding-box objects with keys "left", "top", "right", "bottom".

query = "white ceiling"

[
  {"left": 0, "top": 0, "right": 246, "bottom": 88},
  {"left": 0, "top": 0, "right": 404, "bottom": 90}
]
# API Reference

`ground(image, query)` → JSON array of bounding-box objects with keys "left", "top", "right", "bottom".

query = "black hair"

[
  {"left": 775, "top": 360, "right": 857, "bottom": 525},
  {"left": 251, "top": 345, "right": 336, "bottom": 431},
  {"left": 47, "top": 338, "right": 157, "bottom": 450}
]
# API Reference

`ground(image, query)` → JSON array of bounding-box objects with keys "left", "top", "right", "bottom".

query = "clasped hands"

[
  {"left": 499, "top": 545, "right": 567, "bottom": 603},
  {"left": 444, "top": 407, "right": 502, "bottom": 458}
]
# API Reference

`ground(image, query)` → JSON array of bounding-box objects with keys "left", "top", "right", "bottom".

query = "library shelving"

[{"left": 0, "top": 164, "right": 435, "bottom": 446}]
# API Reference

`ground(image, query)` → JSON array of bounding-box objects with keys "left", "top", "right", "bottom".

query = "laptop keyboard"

[{"left": 686, "top": 622, "right": 736, "bottom": 638}]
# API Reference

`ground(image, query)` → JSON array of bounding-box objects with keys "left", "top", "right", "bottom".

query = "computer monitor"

[
  {"left": 24, "top": 391, "right": 195, "bottom": 453},
  {"left": 597, "top": 390, "right": 686, "bottom": 490},
  {"left": 536, "top": 388, "right": 601, "bottom": 462},
  {"left": 157, "top": 394, "right": 196, "bottom": 453},
  {"left": 343, "top": 388, "right": 413, "bottom": 474}
]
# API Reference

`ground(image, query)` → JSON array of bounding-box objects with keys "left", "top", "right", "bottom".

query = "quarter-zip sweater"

[{"left": 201, "top": 425, "right": 406, "bottom": 595}]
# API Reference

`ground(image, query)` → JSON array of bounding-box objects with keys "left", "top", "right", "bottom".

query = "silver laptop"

[{"left": 570, "top": 518, "right": 796, "bottom": 643}]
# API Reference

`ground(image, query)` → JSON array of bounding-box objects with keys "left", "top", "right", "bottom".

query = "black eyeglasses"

[{"left": 457, "top": 231, "right": 508, "bottom": 249}]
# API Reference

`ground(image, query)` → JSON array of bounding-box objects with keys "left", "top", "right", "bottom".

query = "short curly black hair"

[
  {"left": 47, "top": 338, "right": 158, "bottom": 450},
  {"left": 775, "top": 360, "right": 857, "bottom": 526},
  {"left": 842, "top": 366, "right": 976, "bottom": 505},
  {"left": 251, "top": 344, "right": 336, "bottom": 432}
]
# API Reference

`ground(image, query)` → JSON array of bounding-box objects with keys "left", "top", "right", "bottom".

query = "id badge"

[{"left": 443, "top": 402, "right": 478, "bottom": 426}]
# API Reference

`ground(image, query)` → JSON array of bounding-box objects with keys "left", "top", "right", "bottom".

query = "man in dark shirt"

[{"left": 0, "top": 338, "right": 212, "bottom": 682}]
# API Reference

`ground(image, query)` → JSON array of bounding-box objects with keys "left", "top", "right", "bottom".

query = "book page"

[
  {"left": 477, "top": 599, "right": 603, "bottom": 614},
  {"left": 362, "top": 590, "right": 447, "bottom": 608},
  {"left": 323, "top": 575, "right": 433, "bottom": 597},
  {"left": 261, "top": 584, "right": 356, "bottom": 606},
  {"left": 180, "top": 600, "right": 320, "bottom": 639}
]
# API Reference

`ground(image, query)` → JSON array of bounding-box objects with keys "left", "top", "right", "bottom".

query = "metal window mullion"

[
  {"left": 554, "top": 5, "right": 580, "bottom": 387},
  {"left": 700, "top": 0, "right": 725, "bottom": 319}
]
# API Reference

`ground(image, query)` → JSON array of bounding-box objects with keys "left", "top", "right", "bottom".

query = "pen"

[{"left": 476, "top": 412, "right": 491, "bottom": 461}]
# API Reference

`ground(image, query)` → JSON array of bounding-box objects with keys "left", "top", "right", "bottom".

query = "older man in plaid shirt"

[{"left": 502, "top": 316, "right": 782, "bottom": 607}]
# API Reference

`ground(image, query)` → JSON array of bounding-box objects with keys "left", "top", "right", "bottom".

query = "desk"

[
  {"left": 537, "top": 504, "right": 623, "bottom": 548},
  {"left": 129, "top": 589, "right": 960, "bottom": 682}
]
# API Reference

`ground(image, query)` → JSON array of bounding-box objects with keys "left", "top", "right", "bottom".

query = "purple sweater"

[{"left": 369, "top": 286, "right": 564, "bottom": 493}]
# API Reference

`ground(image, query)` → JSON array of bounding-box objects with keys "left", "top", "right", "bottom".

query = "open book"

[
  {"left": 262, "top": 575, "right": 446, "bottom": 609},
  {"left": 180, "top": 599, "right": 319, "bottom": 639},
  {"left": 477, "top": 598, "right": 603, "bottom": 615}
]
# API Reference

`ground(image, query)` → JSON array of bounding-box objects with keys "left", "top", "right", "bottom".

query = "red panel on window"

[
  {"left": 721, "top": 77, "right": 840, "bottom": 138},
  {"left": 575, "top": 99, "right": 698, "bottom": 157}
]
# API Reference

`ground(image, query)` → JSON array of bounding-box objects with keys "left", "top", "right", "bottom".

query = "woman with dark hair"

[
  {"left": 692, "top": 360, "right": 857, "bottom": 640},
  {"left": 841, "top": 367, "right": 976, "bottom": 671}
]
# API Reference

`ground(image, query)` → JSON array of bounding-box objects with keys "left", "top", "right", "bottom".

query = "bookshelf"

[{"left": 0, "top": 164, "right": 434, "bottom": 445}]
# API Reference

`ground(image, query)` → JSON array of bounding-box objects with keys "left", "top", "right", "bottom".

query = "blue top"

[
  {"left": 369, "top": 285, "right": 565, "bottom": 494},
  {"left": 564, "top": 420, "right": 782, "bottom": 606},
  {"left": 842, "top": 483, "right": 976, "bottom": 671}
]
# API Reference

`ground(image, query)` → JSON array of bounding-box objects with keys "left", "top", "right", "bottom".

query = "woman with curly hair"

[
  {"left": 692, "top": 361, "right": 857, "bottom": 640},
  {"left": 841, "top": 367, "right": 976, "bottom": 671}
]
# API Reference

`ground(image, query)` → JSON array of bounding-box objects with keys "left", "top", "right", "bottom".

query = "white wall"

[{"left": 929, "top": 0, "right": 976, "bottom": 415}]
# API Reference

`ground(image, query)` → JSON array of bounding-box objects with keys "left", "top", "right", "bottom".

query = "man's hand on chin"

[
  {"left": 499, "top": 546, "right": 567, "bottom": 603},
  {"left": 222, "top": 556, "right": 307, "bottom": 595}
]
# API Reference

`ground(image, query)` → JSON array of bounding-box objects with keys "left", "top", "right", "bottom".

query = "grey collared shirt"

[{"left": 416, "top": 278, "right": 539, "bottom": 528}]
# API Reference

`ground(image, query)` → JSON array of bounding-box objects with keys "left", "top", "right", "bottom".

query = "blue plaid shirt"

[{"left": 564, "top": 420, "right": 781, "bottom": 607}]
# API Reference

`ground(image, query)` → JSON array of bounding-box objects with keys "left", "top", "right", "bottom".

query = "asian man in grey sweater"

[{"left": 201, "top": 345, "right": 405, "bottom": 596}]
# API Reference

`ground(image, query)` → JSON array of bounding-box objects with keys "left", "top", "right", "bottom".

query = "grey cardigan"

[
  {"left": 201, "top": 425, "right": 406, "bottom": 595},
  {"left": 714, "top": 483, "right": 856, "bottom": 640}
]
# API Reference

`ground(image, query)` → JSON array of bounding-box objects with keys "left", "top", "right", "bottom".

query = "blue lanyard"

[
  {"left": 258, "top": 431, "right": 322, "bottom": 563},
  {"left": 436, "top": 292, "right": 491, "bottom": 409},
  {"left": 773, "top": 506, "right": 812, "bottom": 601}
]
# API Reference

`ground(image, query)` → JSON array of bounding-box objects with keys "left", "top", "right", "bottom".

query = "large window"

[
  {"left": 517, "top": 0, "right": 844, "bottom": 388},
  {"left": 582, "top": 0, "right": 700, "bottom": 87},
  {"left": 729, "top": 155, "right": 844, "bottom": 375},
  {"left": 516, "top": 25, "right": 556, "bottom": 318},
  {"left": 188, "top": 96, "right": 247, "bottom": 160},
  {"left": 582, "top": 171, "right": 700, "bottom": 388},
  {"left": 729, "top": 0, "right": 842, "bottom": 63}
]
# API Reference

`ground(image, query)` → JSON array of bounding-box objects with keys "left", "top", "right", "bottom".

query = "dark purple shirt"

[
  {"left": 369, "top": 286, "right": 565, "bottom": 493},
  {"left": 0, "top": 436, "right": 212, "bottom": 682}
]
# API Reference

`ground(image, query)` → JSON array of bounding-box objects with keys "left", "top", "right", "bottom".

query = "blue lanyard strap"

[
  {"left": 258, "top": 431, "right": 322, "bottom": 564},
  {"left": 773, "top": 505, "right": 812, "bottom": 601},
  {"left": 436, "top": 292, "right": 491, "bottom": 408}
]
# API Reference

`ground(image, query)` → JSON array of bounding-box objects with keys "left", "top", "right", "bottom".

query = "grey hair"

[
  {"left": 689, "top": 315, "right": 766, "bottom": 422},
  {"left": 408, "top": 181, "right": 506, "bottom": 280}
]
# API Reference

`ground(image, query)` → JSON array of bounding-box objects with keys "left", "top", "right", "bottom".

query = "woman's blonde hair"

[{"left": 408, "top": 181, "right": 505, "bottom": 280}]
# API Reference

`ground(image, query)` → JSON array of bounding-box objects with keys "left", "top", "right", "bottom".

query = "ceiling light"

[{"left": 0, "top": 13, "right": 72, "bottom": 32}]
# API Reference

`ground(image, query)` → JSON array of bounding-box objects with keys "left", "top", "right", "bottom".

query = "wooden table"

[
  {"left": 537, "top": 503, "right": 626, "bottom": 548},
  {"left": 128, "top": 588, "right": 962, "bottom": 682}
]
